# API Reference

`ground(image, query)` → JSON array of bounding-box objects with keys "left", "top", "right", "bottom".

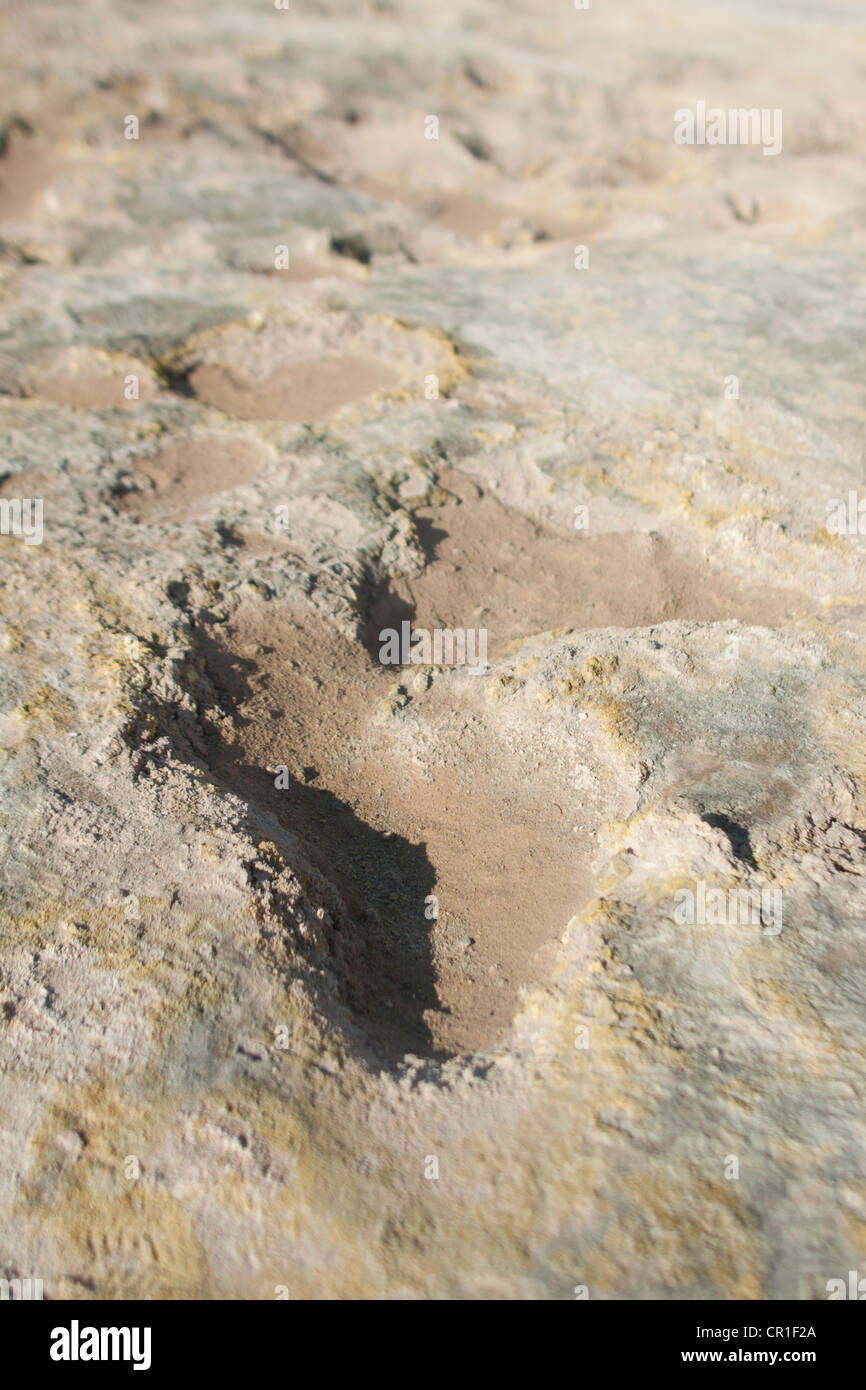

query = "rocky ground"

[{"left": 1, "top": 0, "right": 866, "bottom": 1299}]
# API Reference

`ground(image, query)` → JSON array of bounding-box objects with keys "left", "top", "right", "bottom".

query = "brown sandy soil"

[
  {"left": 201, "top": 603, "right": 591, "bottom": 1060},
  {"left": 0, "top": 129, "right": 60, "bottom": 221},
  {"left": 427, "top": 193, "right": 598, "bottom": 244},
  {"left": 431, "top": 193, "right": 512, "bottom": 240},
  {"left": 367, "top": 468, "right": 808, "bottom": 659},
  {"left": 188, "top": 357, "right": 400, "bottom": 421},
  {"left": 115, "top": 436, "right": 268, "bottom": 520},
  {"left": 275, "top": 258, "right": 345, "bottom": 282},
  {"left": 357, "top": 179, "right": 607, "bottom": 245},
  {"left": 0, "top": 469, "right": 58, "bottom": 497},
  {"left": 29, "top": 369, "right": 162, "bottom": 410}
]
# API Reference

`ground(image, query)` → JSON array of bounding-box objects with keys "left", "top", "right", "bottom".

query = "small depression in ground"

[{"left": 195, "top": 468, "right": 808, "bottom": 1061}]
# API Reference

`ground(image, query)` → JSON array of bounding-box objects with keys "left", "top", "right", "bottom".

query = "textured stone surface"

[{"left": 1, "top": 0, "right": 866, "bottom": 1299}]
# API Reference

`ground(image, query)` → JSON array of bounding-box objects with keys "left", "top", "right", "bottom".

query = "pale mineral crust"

[{"left": 1, "top": 0, "right": 866, "bottom": 1300}]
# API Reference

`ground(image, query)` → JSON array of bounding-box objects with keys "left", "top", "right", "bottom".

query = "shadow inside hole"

[
  {"left": 361, "top": 515, "right": 449, "bottom": 660},
  {"left": 194, "top": 618, "right": 442, "bottom": 1064},
  {"left": 362, "top": 585, "right": 415, "bottom": 660},
  {"left": 701, "top": 812, "right": 757, "bottom": 869}
]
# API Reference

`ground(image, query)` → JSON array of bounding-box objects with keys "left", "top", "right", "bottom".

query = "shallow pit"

[
  {"left": 187, "top": 356, "right": 399, "bottom": 422},
  {"left": 195, "top": 470, "right": 810, "bottom": 1060}
]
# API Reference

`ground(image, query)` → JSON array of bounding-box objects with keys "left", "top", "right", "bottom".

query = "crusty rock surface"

[{"left": 1, "top": 0, "right": 866, "bottom": 1299}]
